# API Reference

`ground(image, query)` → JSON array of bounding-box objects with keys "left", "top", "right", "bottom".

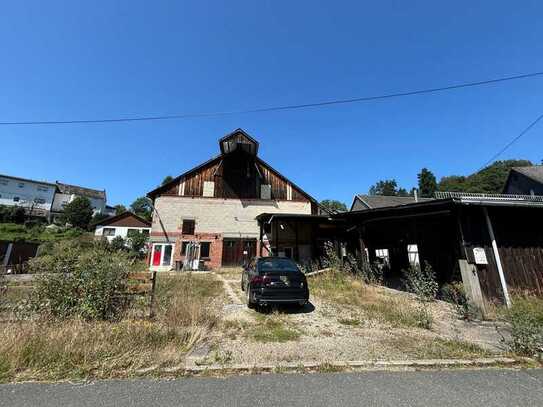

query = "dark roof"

[
  {"left": 219, "top": 128, "right": 259, "bottom": 155},
  {"left": 352, "top": 194, "right": 434, "bottom": 210},
  {"left": 56, "top": 182, "right": 106, "bottom": 200},
  {"left": 0, "top": 173, "right": 57, "bottom": 187},
  {"left": 512, "top": 166, "right": 543, "bottom": 184},
  {"left": 92, "top": 211, "right": 151, "bottom": 227}
]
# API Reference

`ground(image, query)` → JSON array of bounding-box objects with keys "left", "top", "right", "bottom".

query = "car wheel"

[{"left": 246, "top": 286, "right": 255, "bottom": 309}]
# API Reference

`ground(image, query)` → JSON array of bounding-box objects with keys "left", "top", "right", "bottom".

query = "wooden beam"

[{"left": 483, "top": 207, "right": 511, "bottom": 308}]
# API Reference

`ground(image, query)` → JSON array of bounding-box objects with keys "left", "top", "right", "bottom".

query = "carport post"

[{"left": 483, "top": 207, "right": 511, "bottom": 308}]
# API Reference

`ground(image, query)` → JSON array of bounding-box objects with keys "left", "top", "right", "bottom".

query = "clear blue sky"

[{"left": 1, "top": 1, "right": 542, "bottom": 207}]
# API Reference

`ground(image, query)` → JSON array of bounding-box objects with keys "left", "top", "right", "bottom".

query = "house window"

[
  {"left": 375, "top": 248, "right": 390, "bottom": 266},
  {"left": 0, "top": 179, "right": 8, "bottom": 186},
  {"left": 103, "top": 228, "right": 116, "bottom": 237},
  {"left": 182, "top": 219, "right": 195, "bottom": 235},
  {"left": 13, "top": 197, "right": 20, "bottom": 202},
  {"left": 200, "top": 242, "right": 211, "bottom": 258},
  {"left": 407, "top": 244, "right": 420, "bottom": 266},
  {"left": 18, "top": 183, "right": 25, "bottom": 188},
  {"left": 37, "top": 186, "right": 49, "bottom": 192},
  {"left": 162, "top": 245, "right": 172, "bottom": 265},
  {"left": 34, "top": 198, "right": 46, "bottom": 204}
]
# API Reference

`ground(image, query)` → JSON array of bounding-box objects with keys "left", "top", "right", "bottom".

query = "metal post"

[{"left": 483, "top": 207, "right": 511, "bottom": 308}]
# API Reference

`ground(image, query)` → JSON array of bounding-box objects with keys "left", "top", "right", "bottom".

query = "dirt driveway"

[{"left": 188, "top": 268, "right": 506, "bottom": 368}]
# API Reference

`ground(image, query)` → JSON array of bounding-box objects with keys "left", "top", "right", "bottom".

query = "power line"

[
  {"left": 1, "top": 71, "right": 543, "bottom": 126},
  {"left": 479, "top": 111, "right": 543, "bottom": 171}
]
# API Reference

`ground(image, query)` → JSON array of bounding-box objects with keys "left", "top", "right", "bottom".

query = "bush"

[
  {"left": 441, "top": 282, "right": 481, "bottom": 321},
  {"left": 0, "top": 205, "right": 27, "bottom": 224},
  {"left": 110, "top": 236, "right": 126, "bottom": 252},
  {"left": 403, "top": 261, "right": 438, "bottom": 301},
  {"left": 501, "top": 296, "right": 543, "bottom": 356},
  {"left": 26, "top": 240, "right": 141, "bottom": 320}
]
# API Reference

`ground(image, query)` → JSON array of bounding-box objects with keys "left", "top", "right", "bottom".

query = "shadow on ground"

[{"left": 255, "top": 302, "right": 316, "bottom": 315}]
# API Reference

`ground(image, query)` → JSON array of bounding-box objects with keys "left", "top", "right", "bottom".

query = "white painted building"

[
  {"left": 0, "top": 175, "right": 57, "bottom": 218},
  {"left": 94, "top": 212, "right": 151, "bottom": 242}
]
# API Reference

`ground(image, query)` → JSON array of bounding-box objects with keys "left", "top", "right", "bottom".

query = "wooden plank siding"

[{"left": 159, "top": 154, "right": 313, "bottom": 204}]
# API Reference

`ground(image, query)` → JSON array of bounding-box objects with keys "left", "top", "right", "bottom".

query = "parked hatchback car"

[{"left": 241, "top": 256, "right": 309, "bottom": 308}]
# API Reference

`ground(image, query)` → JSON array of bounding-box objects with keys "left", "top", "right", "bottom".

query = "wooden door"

[{"left": 222, "top": 238, "right": 257, "bottom": 266}]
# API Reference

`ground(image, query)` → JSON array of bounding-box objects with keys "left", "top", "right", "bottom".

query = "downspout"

[{"left": 483, "top": 207, "right": 511, "bottom": 308}]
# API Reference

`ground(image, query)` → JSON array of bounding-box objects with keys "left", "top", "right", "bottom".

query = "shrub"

[
  {"left": 110, "top": 236, "right": 126, "bottom": 252},
  {"left": 403, "top": 261, "right": 438, "bottom": 301},
  {"left": 441, "top": 282, "right": 481, "bottom": 321},
  {"left": 500, "top": 296, "right": 543, "bottom": 356},
  {"left": 26, "top": 240, "right": 140, "bottom": 320}
]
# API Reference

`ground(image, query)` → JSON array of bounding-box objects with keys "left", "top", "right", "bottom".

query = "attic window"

[
  {"left": 203, "top": 181, "right": 215, "bottom": 197},
  {"left": 261, "top": 184, "right": 271, "bottom": 200}
]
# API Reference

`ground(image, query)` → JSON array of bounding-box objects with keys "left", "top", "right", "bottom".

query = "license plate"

[{"left": 279, "top": 276, "right": 290, "bottom": 286}]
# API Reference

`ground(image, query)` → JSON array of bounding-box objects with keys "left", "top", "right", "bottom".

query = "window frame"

[
  {"left": 103, "top": 227, "right": 116, "bottom": 237},
  {"left": 200, "top": 242, "right": 211, "bottom": 258},
  {"left": 182, "top": 219, "right": 196, "bottom": 235}
]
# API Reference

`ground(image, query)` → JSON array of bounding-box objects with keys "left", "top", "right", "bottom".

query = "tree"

[
  {"left": 438, "top": 159, "right": 533, "bottom": 194},
  {"left": 114, "top": 204, "right": 127, "bottom": 215},
  {"left": 417, "top": 168, "right": 437, "bottom": 198},
  {"left": 62, "top": 196, "right": 93, "bottom": 229},
  {"left": 128, "top": 232, "right": 148, "bottom": 257},
  {"left": 91, "top": 212, "right": 110, "bottom": 225},
  {"left": 320, "top": 200, "right": 348, "bottom": 213},
  {"left": 369, "top": 179, "right": 401, "bottom": 196},
  {"left": 130, "top": 197, "right": 152, "bottom": 221},
  {"left": 161, "top": 175, "right": 174, "bottom": 186}
]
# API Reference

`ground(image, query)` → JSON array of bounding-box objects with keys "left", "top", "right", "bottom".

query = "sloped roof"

[
  {"left": 56, "top": 182, "right": 106, "bottom": 200},
  {"left": 92, "top": 211, "right": 151, "bottom": 228},
  {"left": 512, "top": 166, "right": 543, "bottom": 184},
  {"left": 352, "top": 194, "right": 434, "bottom": 210}
]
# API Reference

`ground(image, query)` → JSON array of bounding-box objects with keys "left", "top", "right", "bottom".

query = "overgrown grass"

[
  {"left": 247, "top": 313, "right": 301, "bottom": 343},
  {"left": 0, "top": 273, "right": 224, "bottom": 382},
  {"left": 0, "top": 223, "right": 85, "bottom": 243},
  {"left": 384, "top": 336, "right": 493, "bottom": 359},
  {"left": 311, "top": 270, "right": 432, "bottom": 329},
  {"left": 500, "top": 295, "right": 543, "bottom": 356}
]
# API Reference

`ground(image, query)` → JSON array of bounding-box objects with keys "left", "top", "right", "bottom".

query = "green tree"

[
  {"left": 418, "top": 168, "right": 437, "bottom": 198},
  {"left": 369, "top": 179, "right": 402, "bottom": 196},
  {"left": 62, "top": 196, "right": 93, "bottom": 229},
  {"left": 320, "top": 200, "right": 348, "bottom": 213},
  {"left": 130, "top": 197, "right": 152, "bottom": 221},
  {"left": 114, "top": 204, "right": 127, "bottom": 215},
  {"left": 438, "top": 159, "right": 532, "bottom": 194},
  {"left": 161, "top": 175, "right": 174, "bottom": 186},
  {"left": 91, "top": 212, "right": 110, "bottom": 225}
]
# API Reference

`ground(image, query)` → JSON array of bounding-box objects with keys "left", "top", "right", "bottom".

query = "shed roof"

[
  {"left": 352, "top": 194, "right": 434, "bottom": 211},
  {"left": 512, "top": 166, "right": 543, "bottom": 184},
  {"left": 93, "top": 211, "right": 151, "bottom": 228}
]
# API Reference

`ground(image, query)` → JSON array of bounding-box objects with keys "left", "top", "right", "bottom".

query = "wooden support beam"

[{"left": 483, "top": 207, "right": 511, "bottom": 308}]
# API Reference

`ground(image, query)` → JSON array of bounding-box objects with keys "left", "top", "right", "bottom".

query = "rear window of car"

[{"left": 258, "top": 258, "right": 299, "bottom": 273}]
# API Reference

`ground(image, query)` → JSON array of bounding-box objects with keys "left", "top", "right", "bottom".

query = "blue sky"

[{"left": 1, "top": 1, "right": 542, "bottom": 207}]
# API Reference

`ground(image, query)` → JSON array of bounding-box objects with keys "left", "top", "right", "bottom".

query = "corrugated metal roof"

[
  {"left": 56, "top": 182, "right": 106, "bottom": 200},
  {"left": 354, "top": 194, "right": 434, "bottom": 210}
]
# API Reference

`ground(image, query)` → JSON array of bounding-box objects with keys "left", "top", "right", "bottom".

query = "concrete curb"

[{"left": 136, "top": 357, "right": 531, "bottom": 376}]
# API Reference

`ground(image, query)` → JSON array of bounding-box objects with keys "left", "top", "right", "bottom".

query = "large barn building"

[{"left": 147, "top": 129, "right": 321, "bottom": 271}]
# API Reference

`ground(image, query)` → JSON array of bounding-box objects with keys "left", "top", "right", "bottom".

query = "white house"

[
  {"left": 94, "top": 212, "right": 151, "bottom": 242},
  {"left": 52, "top": 182, "right": 107, "bottom": 219},
  {"left": 0, "top": 174, "right": 57, "bottom": 218}
]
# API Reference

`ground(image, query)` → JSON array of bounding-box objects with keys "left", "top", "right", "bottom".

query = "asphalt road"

[{"left": 2, "top": 369, "right": 543, "bottom": 407}]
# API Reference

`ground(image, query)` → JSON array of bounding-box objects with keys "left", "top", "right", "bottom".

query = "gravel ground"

[{"left": 189, "top": 268, "right": 507, "bottom": 367}]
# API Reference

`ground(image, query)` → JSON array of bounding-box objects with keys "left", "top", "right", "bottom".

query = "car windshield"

[{"left": 258, "top": 258, "right": 299, "bottom": 273}]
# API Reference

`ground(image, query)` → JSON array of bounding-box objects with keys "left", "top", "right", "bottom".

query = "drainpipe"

[{"left": 483, "top": 207, "right": 511, "bottom": 308}]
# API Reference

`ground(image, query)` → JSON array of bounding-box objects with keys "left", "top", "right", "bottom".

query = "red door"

[{"left": 152, "top": 245, "right": 162, "bottom": 266}]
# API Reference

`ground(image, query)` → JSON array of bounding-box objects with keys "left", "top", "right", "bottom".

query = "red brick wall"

[{"left": 173, "top": 232, "right": 223, "bottom": 270}]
